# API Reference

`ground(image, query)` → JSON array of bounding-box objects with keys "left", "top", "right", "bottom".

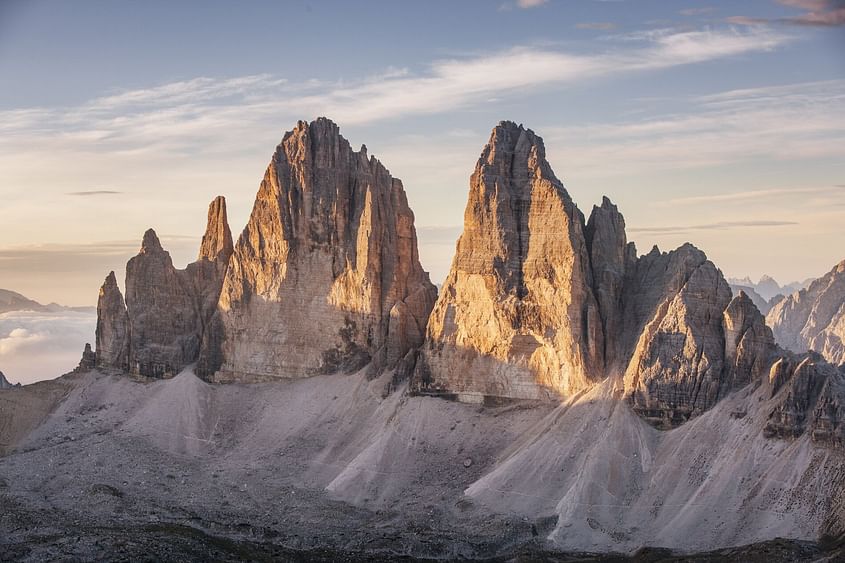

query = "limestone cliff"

[
  {"left": 200, "top": 118, "right": 436, "bottom": 380},
  {"left": 412, "top": 121, "right": 814, "bottom": 429},
  {"left": 767, "top": 259, "right": 845, "bottom": 367},
  {"left": 96, "top": 197, "right": 233, "bottom": 378},
  {"left": 415, "top": 122, "right": 603, "bottom": 401},
  {"left": 764, "top": 353, "right": 845, "bottom": 446},
  {"left": 95, "top": 271, "right": 129, "bottom": 371}
]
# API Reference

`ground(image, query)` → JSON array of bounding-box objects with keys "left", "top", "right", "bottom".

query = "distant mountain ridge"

[
  {"left": 727, "top": 275, "right": 813, "bottom": 302},
  {"left": 0, "top": 288, "right": 95, "bottom": 315},
  {"left": 767, "top": 259, "right": 845, "bottom": 367}
]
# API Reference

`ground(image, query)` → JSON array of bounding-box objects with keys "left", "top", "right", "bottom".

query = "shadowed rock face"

[
  {"left": 416, "top": 122, "right": 603, "bottom": 401},
  {"left": 0, "top": 370, "right": 18, "bottom": 389},
  {"left": 200, "top": 118, "right": 436, "bottom": 380},
  {"left": 765, "top": 354, "right": 845, "bottom": 446},
  {"left": 767, "top": 260, "right": 845, "bottom": 367},
  {"left": 95, "top": 198, "right": 233, "bottom": 378},
  {"left": 95, "top": 271, "right": 129, "bottom": 371}
]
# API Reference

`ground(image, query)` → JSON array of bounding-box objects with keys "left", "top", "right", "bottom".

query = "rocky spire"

[
  {"left": 199, "top": 117, "right": 437, "bottom": 380},
  {"left": 722, "top": 290, "right": 775, "bottom": 388},
  {"left": 0, "top": 370, "right": 18, "bottom": 389},
  {"left": 124, "top": 229, "right": 201, "bottom": 377},
  {"left": 414, "top": 122, "right": 603, "bottom": 401},
  {"left": 95, "top": 271, "right": 129, "bottom": 371},
  {"left": 140, "top": 228, "right": 164, "bottom": 254},
  {"left": 198, "top": 195, "right": 234, "bottom": 263},
  {"left": 585, "top": 196, "right": 630, "bottom": 370}
]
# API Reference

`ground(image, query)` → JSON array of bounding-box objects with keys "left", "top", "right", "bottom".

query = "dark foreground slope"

[{"left": 1, "top": 368, "right": 843, "bottom": 561}]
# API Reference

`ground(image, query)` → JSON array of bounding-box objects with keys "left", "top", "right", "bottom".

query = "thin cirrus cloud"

[
  {"left": 629, "top": 220, "right": 799, "bottom": 235},
  {"left": 576, "top": 22, "right": 617, "bottom": 30},
  {"left": 729, "top": 0, "right": 845, "bottom": 26},
  {"left": 542, "top": 79, "right": 845, "bottom": 177},
  {"left": 66, "top": 190, "right": 123, "bottom": 196},
  {"left": 0, "top": 26, "right": 790, "bottom": 152},
  {"left": 659, "top": 186, "right": 845, "bottom": 206}
]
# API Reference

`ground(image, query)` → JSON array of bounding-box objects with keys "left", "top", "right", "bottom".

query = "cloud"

[
  {"left": 66, "top": 190, "right": 123, "bottom": 196},
  {"left": 0, "top": 27, "right": 790, "bottom": 149},
  {"left": 517, "top": 0, "right": 548, "bottom": 7},
  {"left": 0, "top": 310, "right": 96, "bottom": 384},
  {"left": 659, "top": 186, "right": 845, "bottom": 206},
  {"left": 730, "top": 0, "right": 845, "bottom": 26},
  {"left": 629, "top": 220, "right": 798, "bottom": 235},
  {"left": 542, "top": 79, "right": 845, "bottom": 177},
  {"left": 576, "top": 22, "right": 617, "bottom": 30}
]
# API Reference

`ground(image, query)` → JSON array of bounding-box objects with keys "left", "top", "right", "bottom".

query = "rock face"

[
  {"left": 415, "top": 122, "right": 602, "bottom": 401},
  {"left": 124, "top": 229, "right": 203, "bottom": 377},
  {"left": 413, "top": 121, "right": 805, "bottom": 428},
  {"left": 764, "top": 354, "right": 845, "bottom": 446},
  {"left": 767, "top": 260, "right": 845, "bottom": 367},
  {"left": 95, "top": 272, "right": 129, "bottom": 371},
  {"left": 586, "top": 197, "right": 632, "bottom": 371},
  {"left": 95, "top": 198, "right": 233, "bottom": 378},
  {"left": 0, "top": 370, "right": 19, "bottom": 389},
  {"left": 622, "top": 245, "right": 748, "bottom": 426},
  {"left": 74, "top": 343, "right": 97, "bottom": 373},
  {"left": 199, "top": 118, "right": 436, "bottom": 380}
]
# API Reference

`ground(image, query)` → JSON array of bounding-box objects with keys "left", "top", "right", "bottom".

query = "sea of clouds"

[{"left": 0, "top": 310, "right": 96, "bottom": 385}]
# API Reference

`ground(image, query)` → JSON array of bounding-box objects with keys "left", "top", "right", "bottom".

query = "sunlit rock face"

[
  {"left": 415, "top": 122, "right": 604, "bottom": 401},
  {"left": 767, "top": 259, "right": 845, "bottom": 367},
  {"left": 95, "top": 198, "right": 233, "bottom": 378},
  {"left": 200, "top": 118, "right": 436, "bottom": 380},
  {"left": 411, "top": 120, "right": 833, "bottom": 428}
]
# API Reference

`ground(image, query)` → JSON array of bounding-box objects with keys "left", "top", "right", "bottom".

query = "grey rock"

[
  {"left": 767, "top": 259, "right": 845, "bottom": 366},
  {"left": 202, "top": 118, "right": 436, "bottom": 380},
  {"left": 415, "top": 121, "right": 603, "bottom": 401},
  {"left": 95, "top": 272, "right": 129, "bottom": 371}
]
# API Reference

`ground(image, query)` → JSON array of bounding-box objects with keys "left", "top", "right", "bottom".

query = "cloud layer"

[{"left": 0, "top": 310, "right": 96, "bottom": 384}]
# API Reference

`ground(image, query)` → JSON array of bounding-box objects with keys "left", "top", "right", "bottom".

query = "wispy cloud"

[
  {"left": 729, "top": 0, "right": 845, "bottom": 26},
  {"left": 517, "top": 0, "right": 548, "bottom": 7},
  {"left": 542, "top": 79, "right": 845, "bottom": 177},
  {"left": 576, "top": 22, "right": 617, "bottom": 30},
  {"left": 0, "top": 27, "right": 790, "bottom": 149},
  {"left": 66, "top": 190, "right": 123, "bottom": 197},
  {"left": 629, "top": 220, "right": 798, "bottom": 235},
  {"left": 660, "top": 185, "right": 845, "bottom": 206}
]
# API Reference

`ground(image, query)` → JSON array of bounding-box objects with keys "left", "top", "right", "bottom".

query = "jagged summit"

[
  {"left": 95, "top": 196, "right": 234, "bottom": 378},
  {"left": 202, "top": 117, "right": 436, "bottom": 380},
  {"left": 198, "top": 196, "right": 233, "bottom": 263},
  {"left": 88, "top": 118, "right": 844, "bottom": 441},
  {"left": 140, "top": 228, "right": 164, "bottom": 254},
  {"left": 0, "top": 370, "right": 19, "bottom": 389},
  {"left": 416, "top": 122, "right": 602, "bottom": 401}
]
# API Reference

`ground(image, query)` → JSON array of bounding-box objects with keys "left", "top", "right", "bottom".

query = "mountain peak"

[
  {"left": 198, "top": 196, "right": 233, "bottom": 263},
  {"left": 140, "top": 229, "right": 164, "bottom": 254}
]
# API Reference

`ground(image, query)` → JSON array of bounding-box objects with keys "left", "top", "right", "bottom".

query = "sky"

[{"left": 1, "top": 0, "right": 844, "bottom": 312}]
